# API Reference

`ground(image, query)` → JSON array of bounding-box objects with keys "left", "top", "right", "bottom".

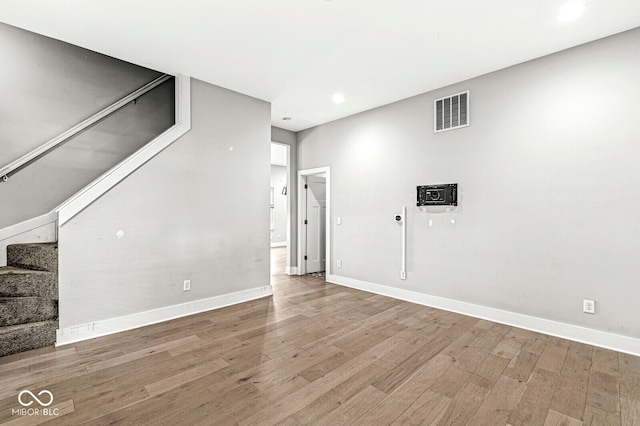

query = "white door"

[{"left": 305, "top": 175, "right": 326, "bottom": 273}]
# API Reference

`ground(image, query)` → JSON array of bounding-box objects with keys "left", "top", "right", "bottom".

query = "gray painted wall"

[
  {"left": 270, "top": 165, "right": 287, "bottom": 245},
  {"left": 0, "top": 79, "right": 175, "bottom": 228},
  {"left": 298, "top": 28, "right": 640, "bottom": 339},
  {"left": 58, "top": 78, "right": 270, "bottom": 328},
  {"left": 271, "top": 126, "right": 298, "bottom": 268},
  {"left": 0, "top": 22, "right": 169, "bottom": 229},
  {"left": 0, "top": 22, "right": 161, "bottom": 164}
]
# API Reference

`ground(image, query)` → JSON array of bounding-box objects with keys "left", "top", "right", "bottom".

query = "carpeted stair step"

[
  {"left": 0, "top": 242, "right": 58, "bottom": 357},
  {"left": 0, "top": 321, "right": 58, "bottom": 358},
  {"left": 0, "top": 267, "right": 58, "bottom": 299},
  {"left": 0, "top": 297, "right": 58, "bottom": 327},
  {"left": 7, "top": 243, "right": 58, "bottom": 273}
]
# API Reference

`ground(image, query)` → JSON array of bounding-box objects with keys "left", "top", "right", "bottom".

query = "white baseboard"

[
  {"left": 270, "top": 242, "right": 287, "bottom": 248},
  {"left": 327, "top": 274, "right": 640, "bottom": 357},
  {"left": 56, "top": 285, "right": 272, "bottom": 346},
  {"left": 285, "top": 266, "right": 298, "bottom": 275}
]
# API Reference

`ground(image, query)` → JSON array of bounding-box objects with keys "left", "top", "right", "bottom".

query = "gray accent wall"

[
  {"left": 297, "top": 28, "right": 640, "bottom": 339},
  {"left": 58, "top": 79, "right": 270, "bottom": 328}
]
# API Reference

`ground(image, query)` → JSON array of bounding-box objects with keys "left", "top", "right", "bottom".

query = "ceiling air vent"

[{"left": 434, "top": 90, "right": 469, "bottom": 133}]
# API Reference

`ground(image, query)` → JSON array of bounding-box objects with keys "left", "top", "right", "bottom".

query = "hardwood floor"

[{"left": 0, "top": 246, "right": 638, "bottom": 425}]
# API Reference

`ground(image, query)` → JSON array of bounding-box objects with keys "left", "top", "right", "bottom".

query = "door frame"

[
  {"left": 270, "top": 141, "right": 291, "bottom": 272},
  {"left": 297, "top": 166, "right": 331, "bottom": 276}
]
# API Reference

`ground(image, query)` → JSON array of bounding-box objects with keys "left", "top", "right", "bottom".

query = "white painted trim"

[
  {"left": 0, "top": 211, "right": 57, "bottom": 242},
  {"left": 297, "top": 173, "right": 305, "bottom": 275},
  {"left": 56, "top": 74, "right": 192, "bottom": 226},
  {"left": 297, "top": 167, "right": 331, "bottom": 277},
  {"left": 327, "top": 274, "right": 640, "bottom": 357},
  {"left": 270, "top": 242, "right": 287, "bottom": 248},
  {"left": 0, "top": 212, "right": 58, "bottom": 265},
  {"left": 285, "top": 266, "right": 298, "bottom": 275},
  {"left": 270, "top": 141, "right": 293, "bottom": 274},
  {"left": 56, "top": 285, "right": 272, "bottom": 346}
]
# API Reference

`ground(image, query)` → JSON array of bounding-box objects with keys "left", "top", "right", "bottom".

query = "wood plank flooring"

[{"left": 0, "top": 246, "right": 638, "bottom": 425}]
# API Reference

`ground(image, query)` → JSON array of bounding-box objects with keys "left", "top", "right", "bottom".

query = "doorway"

[
  {"left": 298, "top": 167, "right": 331, "bottom": 277},
  {"left": 305, "top": 174, "right": 326, "bottom": 274},
  {"left": 270, "top": 142, "right": 290, "bottom": 277}
]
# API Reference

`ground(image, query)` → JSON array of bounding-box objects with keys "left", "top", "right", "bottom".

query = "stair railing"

[{"left": 0, "top": 73, "right": 172, "bottom": 183}]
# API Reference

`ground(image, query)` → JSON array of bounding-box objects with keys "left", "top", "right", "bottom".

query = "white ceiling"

[{"left": 1, "top": 1, "right": 639, "bottom": 132}]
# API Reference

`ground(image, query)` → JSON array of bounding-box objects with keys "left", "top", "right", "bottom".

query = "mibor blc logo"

[
  {"left": 12, "top": 390, "right": 60, "bottom": 417},
  {"left": 18, "top": 390, "right": 53, "bottom": 407}
]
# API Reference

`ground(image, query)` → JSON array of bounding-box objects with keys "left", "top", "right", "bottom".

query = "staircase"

[{"left": 0, "top": 243, "right": 58, "bottom": 357}]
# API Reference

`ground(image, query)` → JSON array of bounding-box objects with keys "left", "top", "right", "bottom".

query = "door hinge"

[
  {"left": 304, "top": 255, "right": 308, "bottom": 260},
  {"left": 304, "top": 184, "right": 308, "bottom": 189},
  {"left": 304, "top": 219, "right": 308, "bottom": 225}
]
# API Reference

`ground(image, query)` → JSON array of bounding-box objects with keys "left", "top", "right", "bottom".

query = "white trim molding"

[
  {"left": 327, "top": 274, "right": 640, "bottom": 357},
  {"left": 285, "top": 266, "right": 298, "bottom": 275},
  {"left": 297, "top": 166, "right": 331, "bottom": 277},
  {"left": 0, "top": 212, "right": 57, "bottom": 266},
  {"left": 56, "top": 285, "right": 272, "bottom": 346},
  {"left": 56, "top": 74, "right": 192, "bottom": 226},
  {"left": 0, "top": 211, "right": 57, "bottom": 243}
]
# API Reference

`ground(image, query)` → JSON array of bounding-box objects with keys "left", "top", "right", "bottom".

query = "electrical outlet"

[
  {"left": 337, "top": 260, "right": 342, "bottom": 268},
  {"left": 583, "top": 299, "right": 595, "bottom": 314},
  {"left": 400, "top": 270, "right": 406, "bottom": 280},
  {"left": 183, "top": 280, "right": 191, "bottom": 292}
]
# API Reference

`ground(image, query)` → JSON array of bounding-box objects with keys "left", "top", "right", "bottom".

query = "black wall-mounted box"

[{"left": 417, "top": 183, "right": 457, "bottom": 206}]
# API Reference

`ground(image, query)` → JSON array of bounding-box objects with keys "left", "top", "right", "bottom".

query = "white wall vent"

[{"left": 434, "top": 90, "right": 469, "bottom": 133}]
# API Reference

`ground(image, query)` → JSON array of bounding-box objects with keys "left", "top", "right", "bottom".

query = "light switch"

[{"left": 337, "top": 217, "right": 342, "bottom": 225}]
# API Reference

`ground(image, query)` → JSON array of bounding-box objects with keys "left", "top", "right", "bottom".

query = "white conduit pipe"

[{"left": 401, "top": 206, "right": 406, "bottom": 280}]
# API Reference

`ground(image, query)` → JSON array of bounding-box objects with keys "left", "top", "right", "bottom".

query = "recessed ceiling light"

[
  {"left": 332, "top": 93, "right": 345, "bottom": 104},
  {"left": 558, "top": 1, "right": 586, "bottom": 23}
]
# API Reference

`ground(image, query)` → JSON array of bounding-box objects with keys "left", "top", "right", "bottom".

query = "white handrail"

[{"left": 0, "top": 74, "right": 172, "bottom": 182}]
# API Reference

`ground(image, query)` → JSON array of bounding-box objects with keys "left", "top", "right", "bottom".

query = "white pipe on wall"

[
  {"left": 400, "top": 206, "right": 407, "bottom": 280},
  {"left": 393, "top": 206, "right": 407, "bottom": 280}
]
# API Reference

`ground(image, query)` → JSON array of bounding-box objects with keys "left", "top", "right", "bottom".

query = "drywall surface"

[
  {"left": 58, "top": 79, "right": 270, "bottom": 328},
  {"left": 270, "top": 165, "right": 287, "bottom": 245},
  {"left": 0, "top": 22, "right": 170, "bottom": 229},
  {"left": 271, "top": 126, "right": 298, "bottom": 268},
  {"left": 0, "top": 79, "right": 175, "bottom": 229},
  {"left": 298, "top": 28, "right": 640, "bottom": 339},
  {"left": 0, "top": 22, "right": 161, "bottom": 164}
]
